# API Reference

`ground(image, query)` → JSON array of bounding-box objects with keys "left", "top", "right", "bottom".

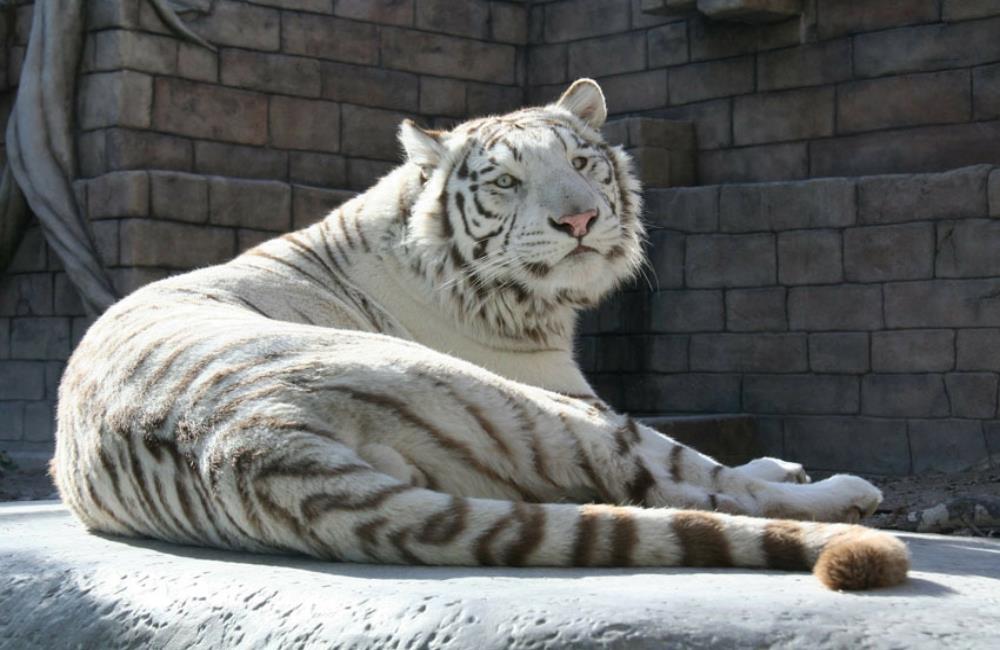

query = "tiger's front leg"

[{"left": 546, "top": 399, "right": 881, "bottom": 523}]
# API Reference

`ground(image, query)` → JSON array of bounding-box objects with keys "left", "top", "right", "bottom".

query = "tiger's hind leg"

[{"left": 734, "top": 457, "right": 811, "bottom": 484}]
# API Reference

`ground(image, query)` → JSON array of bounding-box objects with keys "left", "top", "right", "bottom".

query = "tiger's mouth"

[{"left": 566, "top": 244, "right": 598, "bottom": 257}]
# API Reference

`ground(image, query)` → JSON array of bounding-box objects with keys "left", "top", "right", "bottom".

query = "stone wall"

[
  {"left": 581, "top": 164, "right": 1000, "bottom": 474},
  {"left": 527, "top": 0, "right": 1000, "bottom": 183}
]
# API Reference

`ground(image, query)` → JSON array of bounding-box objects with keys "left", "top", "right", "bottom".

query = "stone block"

[
  {"left": 23, "top": 401, "right": 55, "bottom": 442},
  {"left": 153, "top": 78, "right": 268, "bottom": 145},
  {"left": 543, "top": 0, "right": 631, "bottom": 42},
  {"left": 381, "top": 27, "right": 516, "bottom": 83},
  {"left": 0, "top": 275, "right": 53, "bottom": 317},
  {"left": 627, "top": 147, "right": 694, "bottom": 188},
  {"left": 0, "top": 319, "right": 7, "bottom": 359},
  {"left": 937, "top": 219, "right": 1000, "bottom": 278},
  {"left": 6, "top": 229, "right": 46, "bottom": 273},
  {"left": 641, "top": 0, "right": 698, "bottom": 16},
  {"left": 733, "top": 87, "right": 834, "bottom": 146},
  {"left": 687, "top": 15, "right": 758, "bottom": 61},
  {"left": 843, "top": 223, "right": 934, "bottom": 282},
  {"left": 0, "top": 361, "right": 45, "bottom": 400},
  {"left": 86, "top": 0, "right": 140, "bottom": 29},
  {"left": 348, "top": 159, "right": 397, "bottom": 190},
  {"left": 466, "top": 84, "right": 523, "bottom": 116},
  {"left": 648, "top": 290, "right": 724, "bottom": 332},
  {"left": 150, "top": 172, "right": 209, "bottom": 224},
  {"left": 669, "top": 57, "right": 754, "bottom": 105},
  {"left": 618, "top": 118, "right": 697, "bottom": 150},
  {"left": 817, "top": 0, "right": 939, "bottom": 39},
  {"left": 887, "top": 279, "right": 1000, "bottom": 329},
  {"left": 648, "top": 22, "right": 688, "bottom": 68},
  {"left": 808, "top": 333, "right": 869, "bottom": 374},
  {"left": 872, "top": 330, "right": 955, "bottom": 373},
  {"left": 854, "top": 17, "right": 1000, "bottom": 78},
  {"left": 862, "top": 374, "right": 950, "bottom": 417},
  {"left": 909, "top": 420, "right": 989, "bottom": 474},
  {"left": 686, "top": 234, "right": 776, "bottom": 288},
  {"left": 322, "top": 65, "right": 418, "bottom": 116},
  {"left": 102, "top": 129, "right": 193, "bottom": 174},
  {"left": 292, "top": 186, "right": 356, "bottom": 229},
  {"left": 120, "top": 220, "right": 236, "bottom": 268},
  {"left": 527, "top": 44, "right": 568, "bottom": 86},
  {"left": 647, "top": 335, "right": 689, "bottom": 372},
  {"left": 648, "top": 230, "right": 685, "bottom": 289},
  {"left": 237, "top": 229, "right": 274, "bottom": 254},
  {"left": 946, "top": 373, "right": 999, "bottom": 418},
  {"left": 194, "top": 142, "right": 288, "bottom": 180},
  {"left": 644, "top": 187, "right": 719, "bottom": 232},
  {"left": 623, "top": 373, "right": 742, "bottom": 413},
  {"left": 975, "top": 62, "right": 1000, "bottom": 120},
  {"left": 420, "top": 77, "right": 466, "bottom": 117},
  {"left": 491, "top": 2, "right": 528, "bottom": 44},
  {"left": 110, "top": 268, "right": 173, "bottom": 297},
  {"left": 857, "top": 166, "right": 990, "bottom": 225},
  {"left": 599, "top": 70, "right": 669, "bottom": 114},
  {"left": 838, "top": 70, "right": 971, "bottom": 135},
  {"left": 334, "top": 0, "right": 413, "bottom": 25},
  {"left": 784, "top": 416, "right": 910, "bottom": 474},
  {"left": 726, "top": 287, "right": 786, "bottom": 332},
  {"left": 956, "top": 329, "right": 1000, "bottom": 371},
  {"left": 595, "top": 336, "right": 645, "bottom": 373},
  {"left": 744, "top": 374, "right": 859, "bottom": 414},
  {"left": 788, "top": 285, "right": 882, "bottom": 331},
  {"left": 289, "top": 153, "right": 348, "bottom": 188},
  {"left": 0, "top": 401, "right": 24, "bottom": 441},
  {"left": 269, "top": 96, "right": 340, "bottom": 153},
  {"left": 777, "top": 230, "right": 842, "bottom": 285},
  {"left": 654, "top": 98, "right": 732, "bottom": 150},
  {"left": 990, "top": 169, "right": 1000, "bottom": 217},
  {"left": 810, "top": 123, "right": 1000, "bottom": 178},
  {"left": 697, "top": 0, "right": 802, "bottom": 23},
  {"left": 71, "top": 317, "right": 95, "bottom": 348},
  {"left": 943, "top": 0, "right": 1000, "bottom": 21},
  {"left": 341, "top": 104, "right": 411, "bottom": 161},
  {"left": 416, "top": 0, "right": 490, "bottom": 39},
  {"left": 45, "top": 362, "right": 66, "bottom": 400},
  {"left": 177, "top": 42, "right": 218, "bottom": 83},
  {"left": 690, "top": 333, "right": 806, "bottom": 372},
  {"left": 87, "top": 171, "right": 149, "bottom": 219},
  {"left": 77, "top": 71, "right": 152, "bottom": 130},
  {"left": 209, "top": 178, "right": 291, "bottom": 232},
  {"left": 90, "top": 29, "right": 177, "bottom": 75},
  {"left": 10, "top": 318, "right": 70, "bottom": 361},
  {"left": 699, "top": 143, "right": 807, "bottom": 184},
  {"left": 221, "top": 50, "right": 321, "bottom": 97},
  {"left": 159, "top": 0, "right": 279, "bottom": 51},
  {"left": 568, "top": 33, "right": 645, "bottom": 79},
  {"left": 756, "top": 39, "right": 851, "bottom": 91},
  {"left": 720, "top": 178, "right": 854, "bottom": 234},
  {"left": 53, "top": 275, "right": 85, "bottom": 316}
]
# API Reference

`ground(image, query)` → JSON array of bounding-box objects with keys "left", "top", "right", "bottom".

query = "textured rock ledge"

[{"left": 2, "top": 502, "right": 999, "bottom": 649}]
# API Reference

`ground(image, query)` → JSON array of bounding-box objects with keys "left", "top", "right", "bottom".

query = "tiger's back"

[{"left": 55, "top": 79, "right": 909, "bottom": 590}]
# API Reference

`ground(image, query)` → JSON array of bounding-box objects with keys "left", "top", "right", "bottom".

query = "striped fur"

[{"left": 53, "top": 80, "right": 908, "bottom": 590}]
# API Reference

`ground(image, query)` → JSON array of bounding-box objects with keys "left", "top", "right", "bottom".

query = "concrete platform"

[{"left": 2, "top": 501, "right": 999, "bottom": 649}]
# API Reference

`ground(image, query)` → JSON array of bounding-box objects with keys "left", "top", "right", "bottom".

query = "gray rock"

[{"left": 2, "top": 501, "right": 999, "bottom": 648}]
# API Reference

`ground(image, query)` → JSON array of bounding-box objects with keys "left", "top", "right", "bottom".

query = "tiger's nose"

[{"left": 552, "top": 209, "right": 598, "bottom": 238}]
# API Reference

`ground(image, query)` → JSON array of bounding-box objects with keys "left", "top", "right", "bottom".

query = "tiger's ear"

[
  {"left": 399, "top": 119, "right": 445, "bottom": 172},
  {"left": 554, "top": 78, "right": 607, "bottom": 129}
]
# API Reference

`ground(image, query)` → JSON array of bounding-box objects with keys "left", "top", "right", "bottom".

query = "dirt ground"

[{"left": 2, "top": 455, "right": 998, "bottom": 536}]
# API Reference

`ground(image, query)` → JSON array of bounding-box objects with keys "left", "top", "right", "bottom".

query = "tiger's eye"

[
  {"left": 494, "top": 174, "right": 517, "bottom": 188},
  {"left": 572, "top": 156, "right": 588, "bottom": 170}
]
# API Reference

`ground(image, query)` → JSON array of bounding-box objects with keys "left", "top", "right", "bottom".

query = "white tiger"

[{"left": 53, "top": 79, "right": 908, "bottom": 590}]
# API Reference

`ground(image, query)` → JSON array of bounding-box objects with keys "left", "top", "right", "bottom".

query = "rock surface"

[{"left": 2, "top": 501, "right": 999, "bottom": 649}]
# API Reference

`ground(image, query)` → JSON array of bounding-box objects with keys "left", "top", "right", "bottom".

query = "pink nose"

[{"left": 556, "top": 210, "right": 598, "bottom": 237}]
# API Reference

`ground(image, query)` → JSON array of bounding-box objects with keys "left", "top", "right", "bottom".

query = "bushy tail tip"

[{"left": 813, "top": 529, "right": 910, "bottom": 591}]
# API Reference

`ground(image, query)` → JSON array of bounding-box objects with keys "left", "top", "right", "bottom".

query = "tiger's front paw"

[
  {"left": 814, "top": 474, "right": 883, "bottom": 523},
  {"left": 737, "top": 457, "right": 811, "bottom": 484}
]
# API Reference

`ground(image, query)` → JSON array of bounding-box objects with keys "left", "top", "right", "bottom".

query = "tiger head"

[{"left": 398, "top": 79, "right": 645, "bottom": 339}]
